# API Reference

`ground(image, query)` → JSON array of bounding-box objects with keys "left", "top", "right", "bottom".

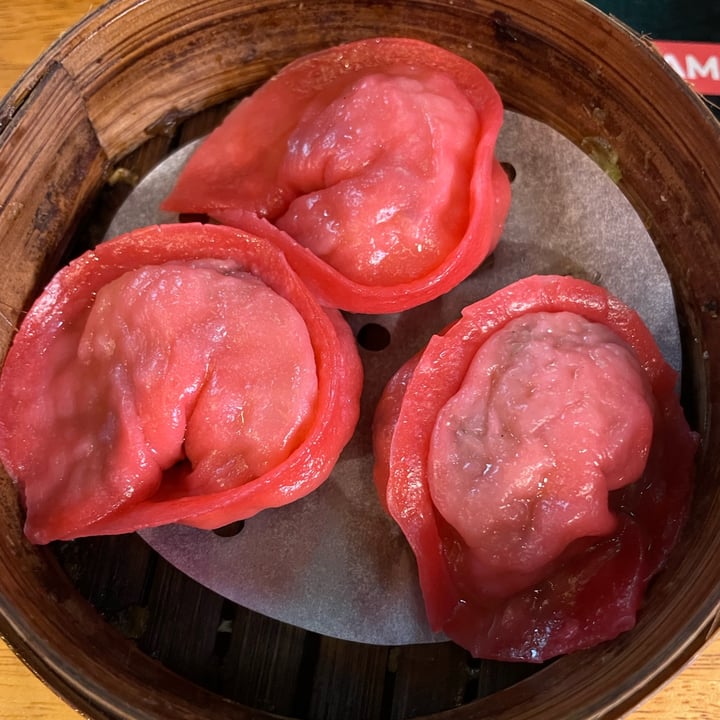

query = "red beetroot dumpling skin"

[
  {"left": 373, "top": 274, "right": 697, "bottom": 662},
  {"left": 162, "top": 37, "right": 510, "bottom": 314},
  {"left": 0, "top": 223, "right": 362, "bottom": 544}
]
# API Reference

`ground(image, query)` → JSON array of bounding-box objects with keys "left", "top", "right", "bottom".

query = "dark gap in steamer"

[
  {"left": 211, "top": 598, "right": 237, "bottom": 661},
  {"left": 462, "top": 656, "right": 482, "bottom": 702},
  {"left": 474, "top": 658, "right": 541, "bottom": 700},
  {"left": 48, "top": 100, "right": 547, "bottom": 719},
  {"left": 169, "top": 97, "right": 242, "bottom": 152},
  {"left": 58, "top": 133, "right": 177, "bottom": 266},
  {"left": 292, "top": 630, "right": 323, "bottom": 716},
  {"left": 678, "top": 301, "right": 703, "bottom": 434},
  {"left": 379, "top": 649, "right": 398, "bottom": 720},
  {"left": 136, "top": 552, "right": 227, "bottom": 690},
  {"left": 179, "top": 212, "right": 209, "bottom": 224}
]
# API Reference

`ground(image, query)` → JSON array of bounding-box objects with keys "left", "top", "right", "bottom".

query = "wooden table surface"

[{"left": 0, "top": 1, "right": 719, "bottom": 718}]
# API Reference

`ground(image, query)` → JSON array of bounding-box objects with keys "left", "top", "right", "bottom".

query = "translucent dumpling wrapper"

[
  {"left": 0, "top": 223, "right": 362, "bottom": 544},
  {"left": 373, "top": 274, "right": 697, "bottom": 662},
  {"left": 162, "top": 37, "right": 511, "bottom": 313}
]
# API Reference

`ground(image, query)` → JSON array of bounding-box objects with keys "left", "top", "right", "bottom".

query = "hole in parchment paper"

[
  {"left": 357, "top": 323, "right": 391, "bottom": 351},
  {"left": 500, "top": 161, "right": 517, "bottom": 183},
  {"left": 213, "top": 520, "right": 245, "bottom": 537}
]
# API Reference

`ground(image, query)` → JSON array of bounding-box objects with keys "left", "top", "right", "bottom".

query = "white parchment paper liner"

[{"left": 105, "top": 111, "right": 680, "bottom": 645}]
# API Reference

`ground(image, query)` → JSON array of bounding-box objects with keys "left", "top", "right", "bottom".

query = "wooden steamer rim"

[{"left": 0, "top": 1, "right": 719, "bottom": 718}]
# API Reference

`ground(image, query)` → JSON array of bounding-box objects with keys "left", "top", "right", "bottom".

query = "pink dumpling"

[
  {"left": 0, "top": 223, "right": 363, "bottom": 544},
  {"left": 372, "top": 275, "right": 697, "bottom": 662},
  {"left": 429, "top": 311, "right": 654, "bottom": 598},
  {"left": 162, "top": 37, "right": 510, "bottom": 313},
  {"left": 16, "top": 261, "right": 317, "bottom": 541}
]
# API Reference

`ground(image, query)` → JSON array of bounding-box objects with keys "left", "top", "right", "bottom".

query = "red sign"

[{"left": 655, "top": 40, "right": 720, "bottom": 96}]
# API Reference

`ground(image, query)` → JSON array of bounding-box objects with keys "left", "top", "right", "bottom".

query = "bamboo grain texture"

[{"left": 0, "top": 1, "right": 718, "bottom": 719}]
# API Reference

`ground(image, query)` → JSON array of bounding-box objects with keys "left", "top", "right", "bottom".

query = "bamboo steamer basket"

[{"left": 0, "top": 1, "right": 719, "bottom": 718}]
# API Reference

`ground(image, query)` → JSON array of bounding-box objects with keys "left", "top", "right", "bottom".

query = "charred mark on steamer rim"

[{"left": 491, "top": 10, "right": 522, "bottom": 43}]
